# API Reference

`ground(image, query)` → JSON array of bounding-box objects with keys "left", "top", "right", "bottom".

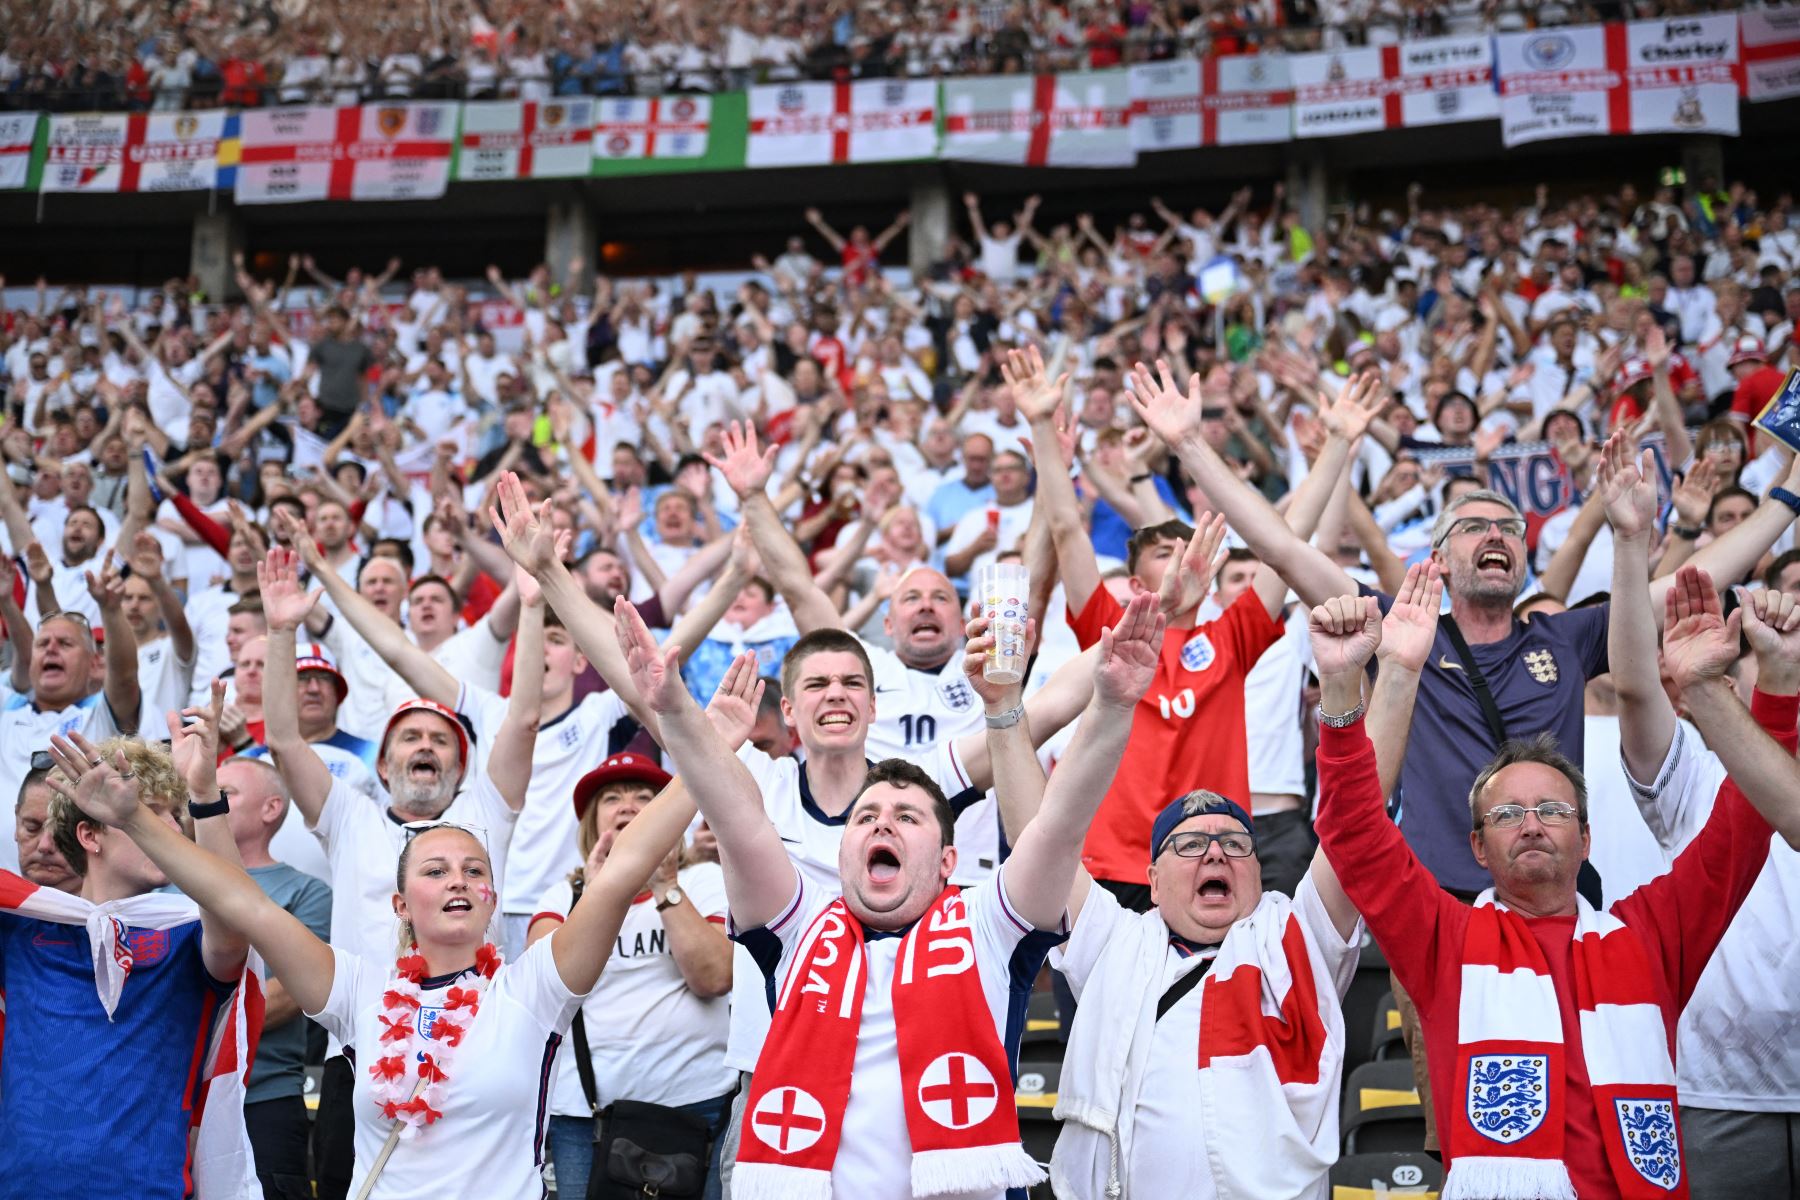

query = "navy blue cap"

[{"left": 1150, "top": 793, "right": 1256, "bottom": 861}]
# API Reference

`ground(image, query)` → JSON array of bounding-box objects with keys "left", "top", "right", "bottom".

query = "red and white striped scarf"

[
  {"left": 1445, "top": 891, "right": 1684, "bottom": 1200},
  {"left": 735, "top": 886, "right": 1043, "bottom": 1200},
  {"left": 0, "top": 868, "right": 265, "bottom": 1199}
]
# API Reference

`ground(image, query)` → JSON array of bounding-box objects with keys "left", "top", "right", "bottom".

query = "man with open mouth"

[{"left": 626, "top": 588, "right": 1165, "bottom": 1200}]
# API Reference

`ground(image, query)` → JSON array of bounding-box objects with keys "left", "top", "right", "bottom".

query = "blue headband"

[{"left": 1150, "top": 794, "right": 1256, "bottom": 862}]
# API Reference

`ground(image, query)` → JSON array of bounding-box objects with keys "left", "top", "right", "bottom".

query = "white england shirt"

[
  {"left": 309, "top": 935, "right": 583, "bottom": 1200},
  {"left": 0, "top": 685, "right": 130, "bottom": 872},
  {"left": 1623, "top": 719, "right": 1800, "bottom": 1111},
  {"left": 136, "top": 635, "right": 196, "bottom": 723},
  {"left": 534, "top": 864, "right": 736, "bottom": 1113},
  {"left": 861, "top": 638, "right": 1001, "bottom": 884},
  {"left": 1052, "top": 877, "right": 1358, "bottom": 1199},
  {"left": 735, "top": 866, "right": 1065, "bottom": 1200},
  {"left": 721, "top": 740, "right": 977, "bottom": 1072},
  {"left": 458, "top": 687, "right": 634, "bottom": 915}
]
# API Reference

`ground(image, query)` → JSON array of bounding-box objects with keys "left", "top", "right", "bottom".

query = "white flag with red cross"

[
  {"left": 41, "top": 111, "right": 229, "bottom": 192},
  {"left": 456, "top": 99, "right": 593, "bottom": 180},
  {"left": 1291, "top": 38, "right": 1496, "bottom": 137},
  {"left": 1496, "top": 19, "right": 1737, "bottom": 147},
  {"left": 592, "top": 95, "right": 712, "bottom": 160},
  {"left": 1740, "top": 7, "right": 1800, "bottom": 101},
  {"left": 942, "top": 70, "right": 1134, "bottom": 168},
  {"left": 745, "top": 80, "right": 936, "bottom": 168},
  {"left": 1129, "top": 55, "right": 1293, "bottom": 151},
  {"left": 235, "top": 103, "right": 456, "bottom": 204}
]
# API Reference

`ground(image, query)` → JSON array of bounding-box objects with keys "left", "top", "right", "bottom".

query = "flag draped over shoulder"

[{"left": 0, "top": 869, "right": 265, "bottom": 1199}]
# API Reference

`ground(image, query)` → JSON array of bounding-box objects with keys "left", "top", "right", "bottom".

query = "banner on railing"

[
  {"left": 235, "top": 103, "right": 456, "bottom": 204},
  {"left": 1496, "top": 17, "right": 1739, "bottom": 147},
  {"left": 943, "top": 70, "right": 1133, "bottom": 168},
  {"left": 745, "top": 80, "right": 936, "bottom": 167},
  {"left": 0, "top": 113, "right": 40, "bottom": 190},
  {"left": 42, "top": 111, "right": 234, "bottom": 193},
  {"left": 1129, "top": 56, "right": 1292, "bottom": 151},
  {"left": 455, "top": 99, "right": 593, "bottom": 181},
  {"left": 1740, "top": 8, "right": 1800, "bottom": 100}
]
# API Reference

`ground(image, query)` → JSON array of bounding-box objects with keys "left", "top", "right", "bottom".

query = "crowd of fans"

[
  {"left": 2, "top": 160, "right": 1799, "bottom": 1200},
  {"left": 0, "top": 0, "right": 1757, "bottom": 111}
]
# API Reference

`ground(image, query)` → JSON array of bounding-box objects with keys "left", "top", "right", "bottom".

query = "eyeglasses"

[
  {"left": 1161, "top": 830, "right": 1256, "bottom": 859},
  {"left": 1437, "top": 516, "right": 1527, "bottom": 545},
  {"left": 1478, "top": 802, "right": 1580, "bottom": 830}
]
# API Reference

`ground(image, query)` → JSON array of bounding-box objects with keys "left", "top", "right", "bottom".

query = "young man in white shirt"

[
  {"left": 120, "top": 533, "right": 196, "bottom": 719},
  {"left": 622, "top": 588, "right": 1164, "bottom": 1200}
]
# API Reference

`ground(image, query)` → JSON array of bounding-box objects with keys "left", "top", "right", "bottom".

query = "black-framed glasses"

[
  {"left": 1161, "top": 830, "right": 1256, "bottom": 859},
  {"left": 1437, "top": 516, "right": 1527, "bottom": 546},
  {"left": 1478, "top": 802, "right": 1580, "bottom": 831}
]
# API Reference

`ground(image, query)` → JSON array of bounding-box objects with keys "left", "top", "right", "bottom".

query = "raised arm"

[
  {"left": 486, "top": 563, "right": 547, "bottom": 813},
  {"left": 0, "top": 560, "right": 32, "bottom": 693},
  {"left": 1001, "top": 593, "right": 1162, "bottom": 930},
  {"left": 617, "top": 600, "right": 795, "bottom": 926},
  {"left": 962, "top": 192, "right": 991, "bottom": 242},
  {"left": 89, "top": 560, "right": 142, "bottom": 734},
  {"left": 1661, "top": 569, "right": 1800, "bottom": 849},
  {"left": 1362, "top": 562, "right": 1443, "bottom": 801},
  {"left": 258, "top": 548, "right": 334, "bottom": 827},
  {"left": 1599, "top": 433, "right": 1676, "bottom": 782},
  {"left": 1129, "top": 360, "right": 1359, "bottom": 609},
  {"left": 1650, "top": 451, "right": 1800, "bottom": 625},
  {"left": 128, "top": 533, "right": 194, "bottom": 668},
  {"left": 704, "top": 422, "right": 843, "bottom": 633},
  {"left": 803, "top": 207, "right": 846, "bottom": 253},
  {"left": 1007, "top": 346, "right": 1101, "bottom": 612},
  {"left": 46, "top": 729, "right": 333, "bottom": 1012},
  {"left": 274, "top": 509, "right": 458, "bottom": 707},
  {"left": 168, "top": 682, "right": 250, "bottom": 978}
]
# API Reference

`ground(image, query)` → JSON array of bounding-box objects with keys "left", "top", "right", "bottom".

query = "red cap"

[
  {"left": 296, "top": 642, "right": 348, "bottom": 701},
  {"left": 1614, "top": 357, "right": 1655, "bottom": 392},
  {"left": 1728, "top": 335, "right": 1768, "bottom": 368},
  {"left": 572, "top": 752, "right": 673, "bottom": 820},
  {"left": 379, "top": 698, "right": 472, "bottom": 789}
]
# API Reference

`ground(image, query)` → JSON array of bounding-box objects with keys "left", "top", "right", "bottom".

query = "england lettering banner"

[
  {"left": 456, "top": 99, "right": 592, "bottom": 181},
  {"left": 1497, "top": 19, "right": 1737, "bottom": 146},
  {"left": 1129, "top": 55, "right": 1292, "bottom": 151},
  {"left": 942, "top": 71, "right": 1134, "bottom": 168},
  {"left": 745, "top": 80, "right": 936, "bottom": 167},
  {"left": 41, "top": 111, "right": 229, "bottom": 192},
  {"left": 0, "top": 113, "right": 38, "bottom": 190},
  {"left": 1740, "top": 8, "right": 1800, "bottom": 101},
  {"left": 593, "top": 96, "right": 711, "bottom": 161},
  {"left": 235, "top": 103, "right": 455, "bottom": 204}
]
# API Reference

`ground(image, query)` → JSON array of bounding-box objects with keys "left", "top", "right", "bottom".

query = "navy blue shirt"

[
  {"left": 1089, "top": 475, "right": 1190, "bottom": 562},
  {"left": 0, "top": 915, "right": 236, "bottom": 1199},
  {"left": 1365, "top": 587, "right": 1610, "bottom": 893}
]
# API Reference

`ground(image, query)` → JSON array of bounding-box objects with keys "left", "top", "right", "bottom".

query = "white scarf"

[
  {"left": 1053, "top": 885, "right": 1352, "bottom": 1200},
  {"left": 0, "top": 869, "right": 264, "bottom": 1199}
]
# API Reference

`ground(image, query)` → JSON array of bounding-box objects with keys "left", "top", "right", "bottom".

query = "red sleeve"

[
  {"left": 461, "top": 572, "right": 502, "bottom": 625},
  {"left": 1314, "top": 720, "right": 1468, "bottom": 1015},
  {"left": 170, "top": 492, "right": 232, "bottom": 558},
  {"left": 1612, "top": 689, "right": 1796, "bottom": 1009},
  {"left": 1212, "top": 590, "right": 1285, "bottom": 670},
  {"left": 348, "top": 498, "right": 368, "bottom": 526},
  {"left": 1068, "top": 585, "right": 1126, "bottom": 651}
]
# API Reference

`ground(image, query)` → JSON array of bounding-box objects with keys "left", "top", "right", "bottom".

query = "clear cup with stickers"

[{"left": 976, "top": 562, "right": 1030, "bottom": 685}]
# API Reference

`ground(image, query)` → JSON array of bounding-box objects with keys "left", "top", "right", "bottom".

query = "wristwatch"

[{"left": 656, "top": 888, "right": 685, "bottom": 912}]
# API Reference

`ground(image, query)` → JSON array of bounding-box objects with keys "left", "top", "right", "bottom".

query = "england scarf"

[
  {"left": 1054, "top": 886, "right": 1349, "bottom": 1199},
  {"left": 0, "top": 869, "right": 266, "bottom": 1199},
  {"left": 735, "top": 886, "right": 1043, "bottom": 1200},
  {"left": 1445, "top": 891, "right": 1684, "bottom": 1200}
]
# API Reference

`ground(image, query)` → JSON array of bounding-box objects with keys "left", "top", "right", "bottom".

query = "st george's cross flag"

[
  {"left": 745, "top": 80, "right": 937, "bottom": 167},
  {"left": 456, "top": 99, "right": 594, "bottom": 180},
  {"left": 1740, "top": 7, "right": 1800, "bottom": 101},
  {"left": 592, "top": 95, "right": 713, "bottom": 160},
  {"left": 235, "top": 103, "right": 456, "bottom": 204},
  {"left": 942, "top": 71, "right": 1134, "bottom": 168},
  {"left": 1129, "top": 55, "right": 1293, "bottom": 151},
  {"left": 41, "top": 111, "right": 233, "bottom": 192}
]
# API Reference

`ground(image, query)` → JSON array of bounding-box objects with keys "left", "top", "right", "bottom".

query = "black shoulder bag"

[{"left": 566, "top": 878, "right": 714, "bottom": 1200}]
